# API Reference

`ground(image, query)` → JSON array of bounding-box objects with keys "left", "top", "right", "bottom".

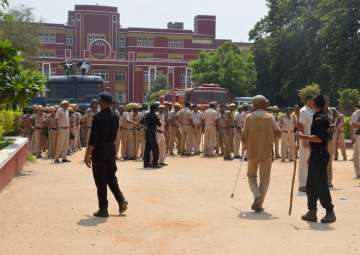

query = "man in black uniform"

[
  {"left": 298, "top": 95, "right": 336, "bottom": 224},
  {"left": 143, "top": 104, "right": 161, "bottom": 168},
  {"left": 84, "top": 93, "right": 128, "bottom": 217}
]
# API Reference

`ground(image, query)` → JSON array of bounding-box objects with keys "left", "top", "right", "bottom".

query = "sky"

[{"left": 10, "top": 0, "right": 268, "bottom": 42}]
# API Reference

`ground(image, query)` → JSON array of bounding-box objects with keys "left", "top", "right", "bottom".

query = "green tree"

[
  {"left": 149, "top": 74, "right": 169, "bottom": 96},
  {"left": 250, "top": 0, "right": 360, "bottom": 106},
  {"left": 298, "top": 83, "right": 321, "bottom": 103},
  {"left": 338, "top": 88, "right": 360, "bottom": 116},
  {"left": 190, "top": 42, "right": 257, "bottom": 97},
  {"left": 0, "top": 40, "right": 45, "bottom": 109},
  {"left": 0, "top": 5, "right": 41, "bottom": 66}
]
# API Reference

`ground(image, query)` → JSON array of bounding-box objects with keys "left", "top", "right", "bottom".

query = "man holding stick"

[{"left": 297, "top": 95, "right": 336, "bottom": 224}]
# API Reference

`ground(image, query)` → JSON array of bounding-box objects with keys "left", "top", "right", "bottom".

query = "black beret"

[{"left": 98, "top": 92, "right": 113, "bottom": 103}]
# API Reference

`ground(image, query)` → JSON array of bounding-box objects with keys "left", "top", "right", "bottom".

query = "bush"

[
  {"left": 298, "top": 83, "right": 321, "bottom": 103},
  {"left": 344, "top": 116, "right": 351, "bottom": 140},
  {"left": 338, "top": 88, "right": 360, "bottom": 116},
  {"left": 0, "top": 110, "right": 21, "bottom": 136}
]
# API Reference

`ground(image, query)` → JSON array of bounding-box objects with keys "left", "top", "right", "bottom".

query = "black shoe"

[
  {"left": 62, "top": 159, "right": 71, "bottom": 163},
  {"left": 328, "top": 184, "right": 334, "bottom": 188},
  {"left": 301, "top": 209, "right": 317, "bottom": 222},
  {"left": 36, "top": 155, "right": 42, "bottom": 159},
  {"left": 93, "top": 209, "right": 109, "bottom": 217},
  {"left": 54, "top": 159, "right": 61, "bottom": 164},
  {"left": 144, "top": 164, "right": 151, "bottom": 168},
  {"left": 255, "top": 207, "right": 264, "bottom": 213},
  {"left": 321, "top": 210, "right": 336, "bottom": 224},
  {"left": 119, "top": 201, "right": 128, "bottom": 214},
  {"left": 152, "top": 165, "right": 163, "bottom": 169},
  {"left": 159, "top": 163, "right": 168, "bottom": 166},
  {"left": 224, "top": 157, "right": 233, "bottom": 161},
  {"left": 299, "top": 186, "right": 307, "bottom": 192},
  {"left": 234, "top": 156, "right": 241, "bottom": 159}
]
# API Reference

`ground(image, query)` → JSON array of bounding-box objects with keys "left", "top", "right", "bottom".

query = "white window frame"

[
  {"left": 66, "top": 35, "right": 73, "bottom": 45},
  {"left": 137, "top": 38, "right": 153, "bottom": 47},
  {"left": 168, "top": 39, "right": 184, "bottom": 48},
  {"left": 115, "top": 71, "right": 126, "bottom": 81},
  {"left": 93, "top": 70, "right": 109, "bottom": 82}
]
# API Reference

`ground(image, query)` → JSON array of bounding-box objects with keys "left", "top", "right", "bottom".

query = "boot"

[
  {"left": 119, "top": 201, "right": 128, "bottom": 214},
  {"left": 93, "top": 209, "right": 109, "bottom": 217},
  {"left": 251, "top": 197, "right": 262, "bottom": 212},
  {"left": 321, "top": 209, "right": 336, "bottom": 224},
  {"left": 301, "top": 209, "right": 317, "bottom": 222}
]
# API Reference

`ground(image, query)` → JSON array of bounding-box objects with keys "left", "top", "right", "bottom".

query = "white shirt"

[
  {"left": 192, "top": 111, "right": 202, "bottom": 126},
  {"left": 351, "top": 109, "right": 360, "bottom": 125},
  {"left": 234, "top": 111, "right": 242, "bottom": 128},
  {"left": 250, "top": 110, "right": 280, "bottom": 131},
  {"left": 157, "top": 113, "right": 165, "bottom": 132},
  {"left": 299, "top": 105, "right": 314, "bottom": 135},
  {"left": 202, "top": 108, "right": 218, "bottom": 126}
]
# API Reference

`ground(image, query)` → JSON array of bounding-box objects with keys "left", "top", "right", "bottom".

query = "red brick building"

[{"left": 35, "top": 4, "right": 250, "bottom": 103}]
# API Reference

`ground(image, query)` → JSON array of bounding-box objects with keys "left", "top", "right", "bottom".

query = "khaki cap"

[
  {"left": 252, "top": 95, "right": 269, "bottom": 109},
  {"left": 158, "top": 105, "right": 165, "bottom": 109},
  {"left": 61, "top": 100, "right": 70, "bottom": 106}
]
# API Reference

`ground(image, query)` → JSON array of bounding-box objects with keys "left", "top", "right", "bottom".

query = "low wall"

[{"left": 0, "top": 137, "right": 28, "bottom": 193}]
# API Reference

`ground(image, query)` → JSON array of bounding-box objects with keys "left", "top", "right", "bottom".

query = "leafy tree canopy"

[
  {"left": 298, "top": 83, "right": 321, "bottom": 103},
  {"left": 190, "top": 42, "right": 257, "bottom": 97},
  {"left": 338, "top": 88, "right": 360, "bottom": 116}
]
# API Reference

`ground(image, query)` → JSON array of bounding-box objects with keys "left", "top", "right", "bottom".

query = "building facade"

[{"left": 35, "top": 4, "right": 250, "bottom": 103}]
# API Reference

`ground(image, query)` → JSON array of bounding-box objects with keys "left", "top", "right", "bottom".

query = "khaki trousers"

[
  {"left": 193, "top": 126, "right": 202, "bottom": 153},
  {"left": 180, "top": 125, "right": 193, "bottom": 154},
  {"left": 168, "top": 126, "right": 181, "bottom": 154},
  {"left": 327, "top": 138, "right": 334, "bottom": 185},
  {"left": 298, "top": 142, "right": 310, "bottom": 187},
  {"left": 219, "top": 128, "right": 230, "bottom": 158},
  {"left": 55, "top": 128, "right": 69, "bottom": 160},
  {"left": 204, "top": 125, "right": 216, "bottom": 156},
  {"left": 227, "top": 127, "right": 235, "bottom": 154},
  {"left": 48, "top": 129, "right": 58, "bottom": 159},
  {"left": 124, "top": 129, "right": 136, "bottom": 158},
  {"left": 333, "top": 131, "right": 346, "bottom": 160},
  {"left": 281, "top": 132, "right": 295, "bottom": 160},
  {"left": 274, "top": 137, "right": 280, "bottom": 157},
  {"left": 234, "top": 129, "right": 241, "bottom": 157},
  {"left": 86, "top": 127, "right": 92, "bottom": 144},
  {"left": 157, "top": 132, "right": 166, "bottom": 163},
  {"left": 136, "top": 129, "right": 145, "bottom": 158},
  {"left": 354, "top": 135, "right": 360, "bottom": 177},
  {"left": 75, "top": 126, "right": 81, "bottom": 149},
  {"left": 115, "top": 128, "right": 123, "bottom": 157},
  {"left": 34, "top": 129, "right": 43, "bottom": 156},
  {"left": 247, "top": 158, "right": 272, "bottom": 207}
]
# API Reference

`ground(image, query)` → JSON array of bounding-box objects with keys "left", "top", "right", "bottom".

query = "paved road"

[{"left": 1, "top": 151, "right": 360, "bottom": 255}]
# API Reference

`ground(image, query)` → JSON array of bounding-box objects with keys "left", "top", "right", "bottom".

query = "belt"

[
  {"left": 50, "top": 128, "right": 58, "bottom": 131},
  {"left": 60, "top": 127, "right": 69, "bottom": 129},
  {"left": 228, "top": 126, "right": 235, "bottom": 128},
  {"left": 282, "top": 130, "right": 294, "bottom": 133},
  {"left": 35, "top": 127, "right": 43, "bottom": 130},
  {"left": 182, "top": 124, "right": 192, "bottom": 125},
  {"left": 157, "top": 130, "right": 163, "bottom": 133},
  {"left": 87, "top": 127, "right": 92, "bottom": 129}
]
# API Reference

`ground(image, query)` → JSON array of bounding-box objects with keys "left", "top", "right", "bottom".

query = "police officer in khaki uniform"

[
  {"left": 272, "top": 106, "right": 281, "bottom": 159},
  {"left": 157, "top": 105, "right": 167, "bottom": 166},
  {"left": 217, "top": 104, "right": 231, "bottom": 159},
  {"left": 242, "top": 95, "right": 281, "bottom": 212},
  {"left": 84, "top": 99, "right": 99, "bottom": 144},
  {"left": 74, "top": 104, "right": 82, "bottom": 150},
  {"left": 333, "top": 114, "right": 347, "bottom": 161},
  {"left": 123, "top": 104, "right": 137, "bottom": 160},
  {"left": 69, "top": 106, "right": 77, "bottom": 153},
  {"left": 227, "top": 103, "right": 236, "bottom": 156},
  {"left": 32, "top": 105, "right": 47, "bottom": 158},
  {"left": 192, "top": 104, "right": 203, "bottom": 155},
  {"left": 168, "top": 103, "right": 181, "bottom": 155},
  {"left": 177, "top": 102, "right": 193, "bottom": 156},
  {"left": 54, "top": 101, "right": 71, "bottom": 163},
  {"left": 202, "top": 102, "right": 219, "bottom": 157},
  {"left": 279, "top": 107, "right": 296, "bottom": 162},
  {"left": 233, "top": 105, "right": 243, "bottom": 159},
  {"left": 115, "top": 105, "right": 125, "bottom": 159},
  {"left": 46, "top": 107, "right": 58, "bottom": 159}
]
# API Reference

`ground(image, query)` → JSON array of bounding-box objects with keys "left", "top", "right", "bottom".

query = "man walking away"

[
  {"left": 157, "top": 105, "right": 168, "bottom": 166},
  {"left": 279, "top": 107, "right": 296, "bottom": 162},
  {"left": 202, "top": 102, "right": 218, "bottom": 157},
  {"left": 84, "top": 93, "right": 128, "bottom": 217},
  {"left": 242, "top": 95, "right": 281, "bottom": 212},
  {"left": 298, "top": 95, "right": 336, "bottom": 224}
]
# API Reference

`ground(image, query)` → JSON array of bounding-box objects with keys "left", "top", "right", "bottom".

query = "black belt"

[
  {"left": 35, "top": 127, "right": 42, "bottom": 130},
  {"left": 157, "top": 130, "right": 163, "bottom": 133},
  {"left": 282, "top": 131, "right": 295, "bottom": 133},
  {"left": 60, "top": 127, "right": 69, "bottom": 129},
  {"left": 228, "top": 126, "right": 235, "bottom": 128},
  {"left": 50, "top": 128, "right": 58, "bottom": 131}
]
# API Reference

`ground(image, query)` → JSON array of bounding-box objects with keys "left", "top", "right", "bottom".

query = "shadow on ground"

[{"left": 77, "top": 215, "right": 108, "bottom": 227}]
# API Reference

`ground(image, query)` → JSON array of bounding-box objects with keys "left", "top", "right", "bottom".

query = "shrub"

[
  {"left": 298, "top": 83, "right": 321, "bottom": 103},
  {"left": 0, "top": 110, "right": 21, "bottom": 136},
  {"left": 338, "top": 88, "right": 360, "bottom": 116},
  {"left": 344, "top": 116, "right": 351, "bottom": 140}
]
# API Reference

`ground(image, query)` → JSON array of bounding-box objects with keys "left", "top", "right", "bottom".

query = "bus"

[
  {"left": 46, "top": 75, "right": 104, "bottom": 110},
  {"left": 161, "top": 84, "right": 229, "bottom": 105}
]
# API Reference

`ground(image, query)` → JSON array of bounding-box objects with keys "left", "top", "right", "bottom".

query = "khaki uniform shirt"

[
  {"left": 279, "top": 115, "right": 296, "bottom": 132},
  {"left": 234, "top": 111, "right": 242, "bottom": 128},
  {"left": 55, "top": 108, "right": 70, "bottom": 128},
  {"left": 177, "top": 108, "right": 193, "bottom": 126},
  {"left": 157, "top": 113, "right": 166, "bottom": 132},
  {"left": 84, "top": 108, "right": 98, "bottom": 128},
  {"left": 217, "top": 112, "right": 227, "bottom": 129},
  {"left": 47, "top": 115, "right": 58, "bottom": 129},
  {"left": 32, "top": 113, "right": 47, "bottom": 128},
  {"left": 202, "top": 108, "right": 218, "bottom": 126},
  {"left": 168, "top": 111, "right": 180, "bottom": 127}
]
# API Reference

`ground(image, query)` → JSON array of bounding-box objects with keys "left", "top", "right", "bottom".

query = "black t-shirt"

[
  {"left": 88, "top": 108, "right": 119, "bottom": 160},
  {"left": 310, "top": 111, "right": 330, "bottom": 151},
  {"left": 144, "top": 112, "right": 161, "bottom": 137}
]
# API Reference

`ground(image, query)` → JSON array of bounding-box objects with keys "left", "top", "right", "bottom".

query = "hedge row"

[{"left": 0, "top": 110, "right": 22, "bottom": 139}]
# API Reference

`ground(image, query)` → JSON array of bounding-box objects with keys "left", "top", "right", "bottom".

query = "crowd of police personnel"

[{"left": 18, "top": 98, "right": 349, "bottom": 169}]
